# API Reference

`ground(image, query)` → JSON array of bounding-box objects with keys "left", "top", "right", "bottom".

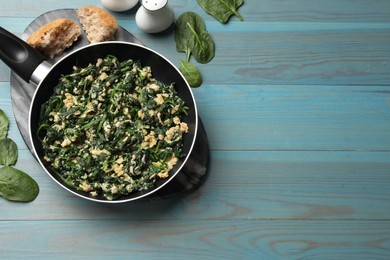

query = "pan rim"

[{"left": 28, "top": 41, "right": 199, "bottom": 203}]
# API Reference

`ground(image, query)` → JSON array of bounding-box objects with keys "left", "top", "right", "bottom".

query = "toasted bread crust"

[
  {"left": 25, "top": 7, "right": 118, "bottom": 57},
  {"left": 26, "top": 18, "right": 81, "bottom": 58},
  {"left": 76, "top": 6, "right": 118, "bottom": 43}
]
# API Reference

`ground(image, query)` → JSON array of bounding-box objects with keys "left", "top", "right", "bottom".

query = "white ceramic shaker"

[
  {"left": 135, "top": 0, "right": 174, "bottom": 33},
  {"left": 101, "top": 0, "right": 139, "bottom": 12}
]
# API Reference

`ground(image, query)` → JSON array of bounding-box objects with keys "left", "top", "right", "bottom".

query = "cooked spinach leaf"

[
  {"left": 0, "top": 166, "right": 39, "bottom": 202},
  {"left": 38, "top": 55, "right": 189, "bottom": 200},
  {"left": 197, "top": 0, "right": 244, "bottom": 23},
  {"left": 0, "top": 109, "right": 8, "bottom": 139},
  {"left": 179, "top": 60, "right": 202, "bottom": 88},
  {"left": 175, "top": 12, "right": 215, "bottom": 64},
  {"left": 0, "top": 138, "right": 18, "bottom": 166}
]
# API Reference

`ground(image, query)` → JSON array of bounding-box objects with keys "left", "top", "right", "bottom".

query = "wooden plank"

[
  {"left": 0, "top": 149, "right": 389, "bottom": 221},
  {"left": 2, "top": 82, "right": 390, "bottom": 151},
  {"left": 245, "top": 0, "right": 390, "bottom": 23},
  {"left": 208, "top": 30, "right": 390, "bottom": 86},
  {"left": 0, "top": 220, "right": 389, "bottom": 259},
  {"left": 2, "top": 17, "right": 390, "bottom": 85},
  {"left": 0, "top": 0, "right": 107, "bottom": 18},
  {"left": 193, "top": 84, "right": 390, "bottom": 151},
  {"left": 1, "top": 1, "right": 389, "bottom": 259},
  {"left": 1, "top": 0, "right": 390, "bottom": 23},
  {"left": 0, "top": 83, "right": 26, "bottom": 149}
]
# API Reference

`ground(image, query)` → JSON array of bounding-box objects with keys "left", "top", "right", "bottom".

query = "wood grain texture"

[
  {"left": 2, "top": 19, "right": 390, "bottom": 85},
  {"left": 194, "top": 84, "right": 390, "bottom": 151},
  {"left": 0, "top": 220, "right": 390, "bottom": 259},
  {"left": 0, "top": 149, "right": 388, "bottom": 221},
  {"left": 0, "top": 0, "right": 390, "bottom": 258},
  {"left": 2, "top": 34, "right": 390, "bottom": 86},
  {"left": 1, "top": 0, "right": 390, "bottom": 23},
  {"left": 3, "top": 83, "right": 390, "bottom": 151}
]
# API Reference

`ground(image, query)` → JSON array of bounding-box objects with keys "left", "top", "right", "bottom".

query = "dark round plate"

[
  {"left": 10, "top": 9, "right": 209, "bottom": 200},
  {"left": 11, "top": 8, "right": 142, "bottom": 153}
]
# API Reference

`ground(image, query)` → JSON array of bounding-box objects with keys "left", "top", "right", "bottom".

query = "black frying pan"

[{"left": 0, "top": 27, "right": 198, "bottom": 203}]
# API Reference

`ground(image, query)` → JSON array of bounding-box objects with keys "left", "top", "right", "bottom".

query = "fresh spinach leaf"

[
  {"left": 0, "top": 109, "right": 9, "bottom": 140},
  {"left": 175, "top": 12, "right": 215, "bottom": 64},
  {"left": 197, "top": 0, "right": 244, "bottom": 23},
  {"left": 190, "top": 27, "right": 215, "bottom": 64},
  {"left": 179, "top": 60, "right": 203, "bottom": 88},
  {"left": 175, "top": 12, "right": 198, "bottom": 62},
  {"left": 0, "top": 166, "right": 39, "bottom": 202},
  {"left": 0, "top": 138, "right": 18, "bottom": 166},
  {"left": 0, "top": 107, "right": 40, "bottom": 202}
]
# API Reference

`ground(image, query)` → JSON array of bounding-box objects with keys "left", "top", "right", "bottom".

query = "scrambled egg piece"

[
  {"left": 154, "top": 94, "right": 164, "bottom": 105},
  {"left": 63, "top": 93, "right": 77, "bottom": 108},
  {"left": 142, "top": 131, "right": 157, "bottom": 148},
  {"left": 79, "top": 181, "right": 92, "bottom": 192},
  {"left": 155, "top": 156, "right": 178, "bottom": 178},
  {"left": 90, "top": 149, "right": 111, "bottom": 158},
  {"left": 148, "top": 83, "right": 160, "bottom": 91}
]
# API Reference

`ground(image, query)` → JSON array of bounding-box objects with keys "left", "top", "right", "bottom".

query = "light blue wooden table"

[{"left": 1, "top": 0, "right": 390, "bottom": 259}]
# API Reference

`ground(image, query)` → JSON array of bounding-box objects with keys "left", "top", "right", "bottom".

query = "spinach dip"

[{"left": 38, "top": 55, "right": 189, "bottom": 200}]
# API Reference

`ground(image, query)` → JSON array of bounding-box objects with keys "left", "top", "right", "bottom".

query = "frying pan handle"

[{"left": 0, "top": 26, "right": 46, "bottom": 83}]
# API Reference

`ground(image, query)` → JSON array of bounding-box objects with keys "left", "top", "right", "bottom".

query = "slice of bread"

[
  {"left": 27, "top": 18, "right": 81, "bottom": 58},
  {"left": 76, "top": 6, "right": 118, "bottom": 43}
]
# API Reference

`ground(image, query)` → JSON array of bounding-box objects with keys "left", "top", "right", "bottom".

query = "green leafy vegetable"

[
  {"left": 0, "top": 138, "right": 18, "bottom": 166},
  {"left": 0, "top": 109, "right": 9, "bottom": 139},
  {"left": 179, "top": 60, "right": 202, "bottom": 88},
  {"left": 38, "top": 55, "right": 189, "bottom": 200},
  {"left": 175, "top": 12, "right": 215, "bottom": 88},
  {"left": 0, "top": 107, "right": 39, "bottom": 202},
  {"left": 197, "top": 0, "right": 244, "bottom": 23},
  {"left": 175, "top": 13, "right": 197, "bottom": 62},
  {"left": 192, "top": 29, "right": 215, "bottom": 64},
  {"left": 175, "top": 12, "right": 215, "bottom": 64},
  {"left": 0, "top": 166, "right": 39, "bottom": 202}
]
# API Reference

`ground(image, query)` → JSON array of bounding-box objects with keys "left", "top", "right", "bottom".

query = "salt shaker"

[
  {"left": 135, "top": 0, "right": 174, "bottom": 33},
  {"left": 101, "top": 0, "right": 139, "bottom": 12}
]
